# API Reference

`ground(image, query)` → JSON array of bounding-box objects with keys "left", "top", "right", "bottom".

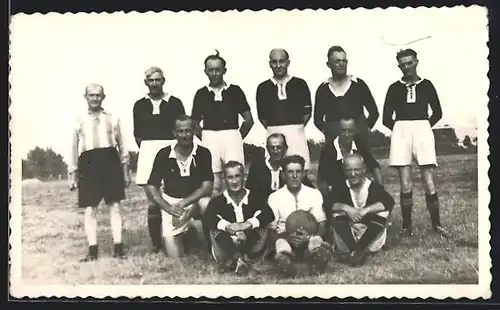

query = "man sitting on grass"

[
  {"left": 329, "top": 153, "right": 395, "bottom": 266},
  {"left": 268, "top": 155, "right": 333, "bottom": 277},
  {"left": 202, "top": 161, "right": 275, "bottom": 275}
]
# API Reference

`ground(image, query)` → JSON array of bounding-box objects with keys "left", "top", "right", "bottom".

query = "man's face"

[
  {"left": 204, "top": 59, "right": 226, "bottom": 85},
  {"left": 144, "top": 72, "right": 165, "bottom": 94},
  {"left": 267, "top": 136, "right": 288, "bottom": 162},
  {"left": 224, "top": 166, "right": 245, "bottom": 193},
  {"left": 284, "top": 162, "right": 305, "bottom": 191},
  {"left": 338, "top": 119, "right": 357, "bottom": 145},
  {"left": 397, "top": 55, "right": 418, "bottom": 77},
  {"left": 327, "top": 51, "right": 348, "bottom": 76},
  {"left": 173, "top": 119, "right": 194, "bottom": 146},
  {"left": 343, "top": 156, "right": 365, "bottom": 187},
  {"left": 269, "top": 51, "right": 290, "bottom": 78},
  {"left": 84, "top": 85, "right": 105, "bottom": 109}
]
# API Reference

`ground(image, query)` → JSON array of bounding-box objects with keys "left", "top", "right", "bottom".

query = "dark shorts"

[{"left": 78, "top": 147, "right": 125, "bottom": 207}]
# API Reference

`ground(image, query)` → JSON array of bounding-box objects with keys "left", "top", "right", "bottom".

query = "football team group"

[{"left": 68, "top": 45, "right": 449, "bottom": 278}]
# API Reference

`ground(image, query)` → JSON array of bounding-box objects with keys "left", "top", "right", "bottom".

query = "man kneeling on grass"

[
  {"left": 329, "top": 153, "right": 395, "bottom": 266},
  {"left": 268, "top": 155, "right": 333, "bottom": 277},
  {"left": 144, "top": 114, "right": 213, "bottom": 258},
  {"left": 202, "top": 161, "right": 275, "bottom": 275}
]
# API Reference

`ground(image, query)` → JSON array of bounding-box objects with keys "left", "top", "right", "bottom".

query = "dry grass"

[{"left": 21, "top": 154, "right": 479, "bottom": 285}]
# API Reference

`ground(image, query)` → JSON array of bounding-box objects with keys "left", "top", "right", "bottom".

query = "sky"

[{"left": 10, "top": 6, "right": 489, "bottom": 163}]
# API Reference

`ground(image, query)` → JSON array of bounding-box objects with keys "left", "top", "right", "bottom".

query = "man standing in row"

[
  {"left": 133, "top": 66, "right": 187, "bottom": 253},
  {"left": 192, "top": 50, "right": 254, "bottom": 197},
  {"left": 256, "top": 48, "right": 313, "bottom": 170},
  {"left": 382, "top": 48, "right": 447, "bottom": 237},
  {"left": 69, "top": 84, "right": 131, "bottom": 261},
  {"left": 314, "top": 46, "right": 379, "bottom": 148},
  {"left": 145, "top": 115, "right": 213, "bottom": 257}
]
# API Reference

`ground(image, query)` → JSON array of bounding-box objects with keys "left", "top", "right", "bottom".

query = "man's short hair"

[
  {"left": 396, "top": 48, "right": 418, "bottom": 61},
  {"left": 145, "top": 66, "right": 164, "bottom": 79},
  {"left": 269, "top": 48, "right": 290, "bottom": 60},
  {"left": 281, "top": 155, "right": 305, "bottom": 171},
  {"left": 174, "top": 114, "right": 194, "bottom": 128},
  {"left": 223, "top": 160, "right": 245, "bottom": 174},
  {"left": 267, "top": 133, "right": 288, "bottom": 147},
  {"left": 327, "top": 45, "right": 346, "bottom": 59},
  {"left": 342, "top": 152, "right": 365, "bottom": 167},
  {"left": 204, "top": 49, "right": 227, "bottom": 67}
]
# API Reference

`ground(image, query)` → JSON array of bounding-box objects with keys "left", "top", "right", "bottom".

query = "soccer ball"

[{"left": 285, "top": 210, "right": 318, "bottom": 236}]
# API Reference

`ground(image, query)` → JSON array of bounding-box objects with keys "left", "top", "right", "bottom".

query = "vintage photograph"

[{"left": 9, "top": 6, "right": 490, "bottom": 299}]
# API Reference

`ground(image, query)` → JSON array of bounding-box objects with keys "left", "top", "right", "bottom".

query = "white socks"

[
  {"left": 84, "top": 204, "right": 123, "bottom": 246},
  {"left": 84, "top": 207, "right": 97, "bottom": 246},
  {"left": 109, "top": 203, "right": 123, "bottom": 244}
]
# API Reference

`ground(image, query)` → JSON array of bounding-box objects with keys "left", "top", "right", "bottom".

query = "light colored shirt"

[
  {"left": 268, "top": 184, "right": 326, "bottom": 234},
  {"left": 69, "top": 109, "right": 129, "bottom": 173}
]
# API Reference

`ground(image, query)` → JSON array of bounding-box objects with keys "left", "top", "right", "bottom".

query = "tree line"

[{"left": 22, "top": 128, "right": 477, "bottom": 180}]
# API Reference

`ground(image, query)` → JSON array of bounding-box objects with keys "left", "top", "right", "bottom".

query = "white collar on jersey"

[
  {"left": 265, "top": 156, "right": 283, "bottom": 172},
  {"left": 223, "top": 188, "right": 250, "bottom": 208},
  {"left": 206, "top": 81, "right": 231, "bottom": 92},
  {"left": 324, "top": 75, "right": 358, "bottom": 84},
  {"left": 398, "top": 77, "right": 424, "bottom": 85},
  {"left": 168, "top": 142, "right": 199, "bottom": 159},
  {"left": 333, "top": 136, "right": 358, "bottom": 161},
  {"left": 270, "top": 75, "right": 292, "bottom": 85},
  {"left": 145, "top": 92, "right": 171, "bottom": 102}
]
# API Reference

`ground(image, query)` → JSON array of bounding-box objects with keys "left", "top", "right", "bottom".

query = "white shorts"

[
  {"left": 332, "top": 210, "right": 390, "bottom": 253},
  {"left": 389, "top": 120, "right": 438, "bottom": 167},
  {"left": 266, "top": 124, "right": 310, "bottom": 170},
  {"left": 160, "top": 193, "right": 193, "bottom": 237},
  {"left": 202, "top": 129, "right": 244, "bottom": 173}
]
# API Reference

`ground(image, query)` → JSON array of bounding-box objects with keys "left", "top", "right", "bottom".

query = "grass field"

[{"left": 20, "top": 154, "right": 479, "bottom": 285}]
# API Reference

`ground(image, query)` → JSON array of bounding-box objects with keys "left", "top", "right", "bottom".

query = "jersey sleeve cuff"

[
  {"left": 217, "top": 219, "right": 231, "bottom": 231},
  {"left": 247, "top": 217, "right": 260, "bottom": 229}
]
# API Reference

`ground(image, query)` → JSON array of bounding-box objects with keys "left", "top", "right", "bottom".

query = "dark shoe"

[
  {"left": 309, "top": 242, "right": 333, "bottom": 275},
  {"left": 217, "top": 259, "right": 237, "bottom": 274},
  {"left": 275, "top": 252, "right": 296, "bottom": 278},
  {"left": 113, "top": 243, "right": 126, "bottom": 259},
  {"left": 235, "top": 256, "right": 251, "bottom": 276},
  {"left": 348, "top": 250, "right": 367, "bottom": 267},
  {"left": 80, "top": 245, "right": 98, "bottom": 262}
]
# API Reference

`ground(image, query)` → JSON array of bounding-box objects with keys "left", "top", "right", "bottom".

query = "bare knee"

[
  {"left": 420, "top": 166, "right": 436, "bottom": 194},
  {"left": 400, "top": 177, "right": 412, "bottom": 193},
  {"left": 197, "top": 197, "right": 211, "bottom": 216}
]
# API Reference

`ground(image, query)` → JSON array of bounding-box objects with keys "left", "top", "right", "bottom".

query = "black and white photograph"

[{"left": 9, "top": 5, "right": 490, "bottom": 299}]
